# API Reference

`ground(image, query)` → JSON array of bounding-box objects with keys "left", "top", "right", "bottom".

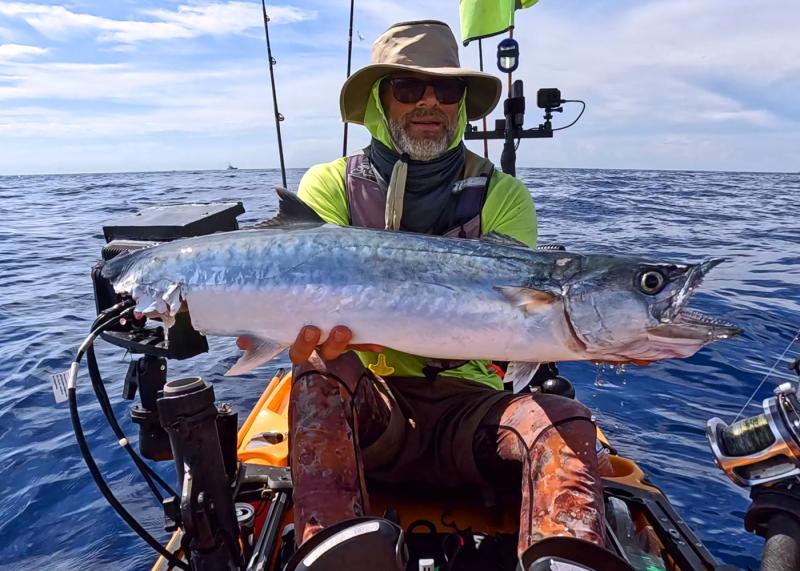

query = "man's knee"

[
  {"left": 495, "top": 393, "right": 594, "bottom": 452},
  {"left": 292, "top": 351, "right": 368, "bottom": 395},
  {"left": 508, "top": 393, "right": 592, "bottom": 428},
  {"left": 534, "top": 393, "right": 592, "bottom": 424}
]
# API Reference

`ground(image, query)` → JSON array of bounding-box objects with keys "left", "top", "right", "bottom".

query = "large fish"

[{"left": 102, "top": 189, "right": 741, "bottom": 389}]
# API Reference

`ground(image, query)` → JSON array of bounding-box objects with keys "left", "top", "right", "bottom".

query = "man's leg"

[
  {"left": 289, "top": 352, "right": 392, "bottom": 544},
  {"left": 473, "top": 393, "right": 605, "bottom": 555}
]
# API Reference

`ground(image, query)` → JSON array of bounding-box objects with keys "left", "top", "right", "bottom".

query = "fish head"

[{"left": 563, "top": 257, "right": 741, "bottom": 361}]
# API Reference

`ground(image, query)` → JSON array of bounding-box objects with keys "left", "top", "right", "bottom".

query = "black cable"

[
  {"left": 69, "top": 309, "right": 190, "bottom": 570},
  {"left": 86, "top": 345, "right": 177, "bottom": 499},
  {"left": 552, "top": 99, "right": 586, "bottom": 131},
  {"left": 69, "top": 387, "right": 189, "bottom": 570},
  {"left": 86, "top": 302, "right": 177, "bottom": 498}
]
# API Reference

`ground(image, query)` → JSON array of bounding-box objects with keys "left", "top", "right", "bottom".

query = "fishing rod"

[
  {"left": 260, "top": 0, "right": 287, "bottom": 188},
  {"left": 342, "top": 0, "right": 355, "bottom": 157},
  {"left": 706, "top": 328, "right": 800, "bottom": 570},
  {"left": 477, "top": 39, "right": 489, "bottom": 158}
]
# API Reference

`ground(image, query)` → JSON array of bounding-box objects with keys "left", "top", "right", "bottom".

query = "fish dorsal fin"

[
  {"left": 495, "top": 285, "right": 561, "bottom": 314},
  {"left": 252, "top": 188, "right": 326, "bottom": 228},
  {"left": 481, "top": 232, "right": 531, "bottom": 248}
]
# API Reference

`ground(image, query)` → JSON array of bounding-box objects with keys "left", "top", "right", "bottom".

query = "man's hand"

[{"left": 235, "top": 325, "right": 383, "bottom": 365}]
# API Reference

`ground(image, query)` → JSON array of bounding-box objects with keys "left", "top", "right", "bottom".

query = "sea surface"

[{"left": 0, "top": 167, "right": 798, "bottom": 570}]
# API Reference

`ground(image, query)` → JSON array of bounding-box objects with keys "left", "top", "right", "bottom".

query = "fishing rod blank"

[
  {"left": 261, "top": 0, "right": 287, "bottom": 188},
  {"left": 342, "top": 0, "right": 355, "bottom": 157}
]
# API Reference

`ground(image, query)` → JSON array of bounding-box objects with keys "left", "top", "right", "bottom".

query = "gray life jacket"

[
  {"left": 344, "top": 147, "right": 495, "bottom": 378},
  {"left": 344, "top": 148, "right": 495, "bottom": 238}
]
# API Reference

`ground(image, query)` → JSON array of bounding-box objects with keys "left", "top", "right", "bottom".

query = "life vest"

[
  {"left": 344, "top": 148, "right": 494, "bottom": 238},
  {"left": 344, "top": 147, "right": 495, "bottom": 378}
]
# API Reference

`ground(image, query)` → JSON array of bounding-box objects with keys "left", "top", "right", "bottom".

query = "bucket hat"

[{"left": 340, "top": 20, "right": 502, "bottom": 124}]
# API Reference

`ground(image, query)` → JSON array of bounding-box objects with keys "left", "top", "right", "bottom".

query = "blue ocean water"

[{"left": 0, "top": 167, "right": 798, "bottom": 570}]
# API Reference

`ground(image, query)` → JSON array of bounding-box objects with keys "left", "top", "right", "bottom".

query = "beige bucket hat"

[{"left": 340, "top": 20, "right": 502, "bottom": 125}]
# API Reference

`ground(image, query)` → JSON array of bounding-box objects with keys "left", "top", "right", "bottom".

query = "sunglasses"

[{"left": 387, "top": 77, "right": 466, "bottom": 105}]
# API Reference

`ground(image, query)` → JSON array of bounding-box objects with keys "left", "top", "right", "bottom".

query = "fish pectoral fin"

[
  {"left": 495, "top": 286, "right": 560, "bottom": 314},
  {"left": 224, "top": 337, "right": 290, "bottom": 377},
  {"left": 504, "top": 361, "right": 541, "bottom": 394}
]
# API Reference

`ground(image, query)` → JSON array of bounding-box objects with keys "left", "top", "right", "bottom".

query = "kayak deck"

[{"left": 154, "top": 371, "right": 719, "bottom": 570}]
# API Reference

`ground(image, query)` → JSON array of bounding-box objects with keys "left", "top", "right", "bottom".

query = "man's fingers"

[
  {"left": 288, "top": 325, "right": 379, "bottom": 364},
  {"left": 289, "top": 326, "right": 321, "bottom": 365},
  {"left": 319, "top": 326, "right": 353, "bottom": 361},
  {"left": 236, "top": 336, "right": 251, "bottom": 350}
]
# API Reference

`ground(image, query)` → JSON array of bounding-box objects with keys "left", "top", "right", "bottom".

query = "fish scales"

[{"left": 102, "top": 191, "right": 741, "bottom": 375}]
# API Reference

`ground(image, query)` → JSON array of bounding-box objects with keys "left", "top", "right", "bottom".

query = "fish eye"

[{"left": 637, "top": 269, "right": 666, "bottom": 295}]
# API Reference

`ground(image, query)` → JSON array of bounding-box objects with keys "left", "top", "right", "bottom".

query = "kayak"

[
  {"left": 74, "top": 202, "right": 795, "bottom": 571},
  {"left": 150, "top": 369, "right": 721, "bottom": 571}
]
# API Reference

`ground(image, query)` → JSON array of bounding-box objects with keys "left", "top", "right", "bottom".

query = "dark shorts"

[{"left": 361, "top": 374, "right": 513, "bottom": 487}]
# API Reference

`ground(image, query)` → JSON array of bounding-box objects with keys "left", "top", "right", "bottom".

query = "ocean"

[{"left": 0, "top": 167, "right": 798, "bottom": 570}]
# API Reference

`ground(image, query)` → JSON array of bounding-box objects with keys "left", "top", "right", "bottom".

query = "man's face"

[{"left": 380, "top": 72, "right": 462, "bottom": 161}]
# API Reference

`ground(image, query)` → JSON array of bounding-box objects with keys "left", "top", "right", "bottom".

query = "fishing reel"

[{"left": 706, "top": 379, "right": 800, "bottom": 487}]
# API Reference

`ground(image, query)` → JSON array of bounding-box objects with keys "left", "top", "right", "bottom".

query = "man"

[{"left": 282, "top": 20, "right": 605, "bottom": 558}]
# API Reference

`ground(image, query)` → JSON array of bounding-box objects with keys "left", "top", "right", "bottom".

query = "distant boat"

[{"left": 227, "top": 163, "right": 238, "bottom": 170}]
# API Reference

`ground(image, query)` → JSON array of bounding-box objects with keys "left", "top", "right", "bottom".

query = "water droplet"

[{"left": 594, "top": 362, "right": 605, "bottom": 387}]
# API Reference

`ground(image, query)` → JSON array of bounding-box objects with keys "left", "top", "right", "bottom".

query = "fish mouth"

[{"left": 648, "top": 258, "right": 742, "bottom": 341}]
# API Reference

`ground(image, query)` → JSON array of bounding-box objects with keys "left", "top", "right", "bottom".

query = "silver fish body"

[{"left": 102, "top": 191, "right": 741, "bottom": 377}]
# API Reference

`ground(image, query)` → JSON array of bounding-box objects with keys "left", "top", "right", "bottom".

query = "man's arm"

[
  {"left": 480, "top": 171, "right": 538, "bottom": 248},
  {"left": 296, "top": 158, "right": 350, "bottom": 224}
]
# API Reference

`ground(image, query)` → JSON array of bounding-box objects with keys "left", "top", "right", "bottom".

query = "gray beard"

[{"left": 389, "top": 114, "right": 455, "bottom": 162}]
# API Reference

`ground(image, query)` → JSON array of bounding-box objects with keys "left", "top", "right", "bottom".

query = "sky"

[{"left": 0, "top": 0, "right": 798, "bottom": 175}]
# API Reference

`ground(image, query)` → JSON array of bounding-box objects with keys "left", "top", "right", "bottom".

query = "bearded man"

[{"left": 276, "top": 19, "right": 610, "bottom": 566}]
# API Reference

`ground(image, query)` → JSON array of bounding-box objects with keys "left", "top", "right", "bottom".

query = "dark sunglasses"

[{"left": 387, "top": 77, "right": 466, "bottom": 105}]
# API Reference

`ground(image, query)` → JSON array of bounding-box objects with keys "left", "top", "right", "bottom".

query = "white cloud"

[
  {"left": 0, "top": 0, "right": 797, "bottom": 173},
  {"left": 0, "top": 43, "right": 47, "bottom": 60},
  {"left": 0, "top": 2, "right": 315, "bottom": 44}
]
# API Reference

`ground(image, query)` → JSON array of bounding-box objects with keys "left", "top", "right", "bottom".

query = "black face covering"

[{"left": 368, "top": 138, "right": 465, "bottom": 234}]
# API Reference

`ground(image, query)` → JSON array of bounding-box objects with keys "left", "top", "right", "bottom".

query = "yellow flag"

[{"left": 459, "top": 0, "right": 540, "bottom": 46}]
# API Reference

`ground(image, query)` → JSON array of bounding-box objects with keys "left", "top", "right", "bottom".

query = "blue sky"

[{"left": 0, "top": 0, "right": 797, "bottom": 174}]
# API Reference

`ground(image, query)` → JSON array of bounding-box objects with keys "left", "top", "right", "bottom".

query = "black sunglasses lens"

[
  {"left": 432, "top": 79, "right": 465, "bottom": 104},
  {"left": 391, "top": 79, "right": 427, "bottom": 104},
  {"left": 390, "top": 78, "right": 465, "bottom": 104}
]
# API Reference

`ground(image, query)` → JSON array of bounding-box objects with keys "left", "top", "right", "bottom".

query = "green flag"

[{"left": 459, "top": 0, "right": 539, "bottom": 46}]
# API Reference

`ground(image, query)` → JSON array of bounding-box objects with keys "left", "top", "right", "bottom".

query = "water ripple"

[{"left": 1, "top": 167, "right": 797, "bottom": 569}]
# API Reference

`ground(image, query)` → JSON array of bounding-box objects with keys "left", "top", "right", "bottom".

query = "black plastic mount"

[
  {"left": 464, "top": 84, "right": 557, "bottom": 143},
  {"left": 745, "top": 482, "right": 800, "bottom": 538},
  {"left": 464, "top": 82, "right": 561, "bottom": 177},
  {"left": 93, "top": 201, "right": 245, "bottom": 361},
  {"left": 157, "top": 377, "right": 243, "bottom": 569},
  {"left": 102, "top": 202, "right": 244, "bottom": 243},
  {"left": 601, "top": 480, "right": 722, "bottom": 571},
  {"left": 464, "top": 115, "right": 553, "bottom": 141}
]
